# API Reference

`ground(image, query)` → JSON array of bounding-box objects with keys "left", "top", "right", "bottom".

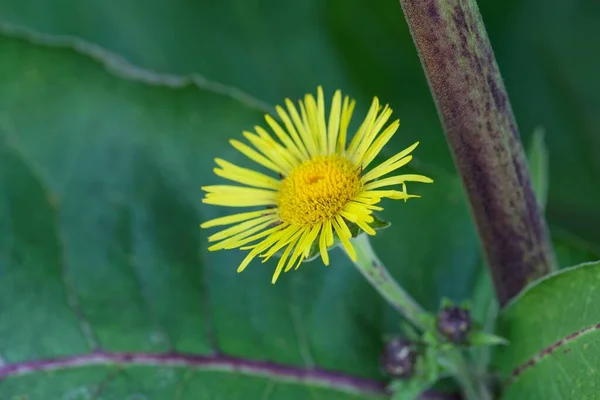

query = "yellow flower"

[{"left": 201, "top": 87, "right": 433, "bottom": 283}]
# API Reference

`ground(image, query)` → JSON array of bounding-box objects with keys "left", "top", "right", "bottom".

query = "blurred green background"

[{"left": 0, "top": 0, "right": 598, "bottom": 398}]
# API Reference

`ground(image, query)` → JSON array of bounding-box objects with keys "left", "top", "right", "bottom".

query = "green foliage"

[
  {"left": 467, "top": 332, "right": 508, "bottom": 347},
  {"left": 0, "top": 31, "right": 469, "bottom": 400},
  {"left": 527, "top": 128, "right": 549, "bottom": 211},
  {"left": 0, "top": 0, "right": 598, "bottom": 398},
  {"left": 494, "top": 262, "right": 600, "bottom": 399}
]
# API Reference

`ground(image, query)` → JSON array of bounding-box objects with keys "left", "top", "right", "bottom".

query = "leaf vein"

[
  {"left": 507, "top": 322, "right": 600, "bottom": 385},
  {"left": 0, "top": 23, "right": 273, "bottom": 115},
  {"left": 0, "top": 351, "right": 386, "bottom": 397}
]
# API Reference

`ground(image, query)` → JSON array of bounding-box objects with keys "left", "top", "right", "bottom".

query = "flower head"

[{"left": 201, "top": 87, "right": 432, "bottom": 283}]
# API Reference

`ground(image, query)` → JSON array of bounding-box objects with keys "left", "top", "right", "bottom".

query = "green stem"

[
  {"left": 349, "top": 234, "right": 492, "bottom": 400},
  {"left": 442, "top": 349, "right": 492, "bottom": 400},
  {"left": 350, "top": 234, "right": 427, "bottom": 330},
  {"left": 397, "top": 0, "right": 557, "bottom": 305}
]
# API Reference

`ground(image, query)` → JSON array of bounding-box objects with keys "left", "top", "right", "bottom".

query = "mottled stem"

[{"left": 397, "top": 0, "right": 556, "bottom": 305}]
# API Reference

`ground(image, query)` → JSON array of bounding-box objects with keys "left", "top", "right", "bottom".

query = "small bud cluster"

[
  {"left": 381, "top": 337, "right": 418, "bottom": 379},
  {"left": 436, "top": 306, "right": 472, "bottom": 344}
]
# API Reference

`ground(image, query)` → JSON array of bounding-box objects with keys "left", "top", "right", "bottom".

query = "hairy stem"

[
  {"left": 350, "top": 234, "right": 428, "bottom": 329},
  {"left": 397, "top": 0, "right": 556, "bottom": 305}
]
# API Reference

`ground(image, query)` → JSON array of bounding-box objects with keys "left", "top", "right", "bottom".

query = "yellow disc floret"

[{"left": 277, "top": 155, "right": 362, "bottom": 226}]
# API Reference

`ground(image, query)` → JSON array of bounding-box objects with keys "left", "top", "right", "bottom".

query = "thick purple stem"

[{"left": 398, "top": 0, "right": 556, "bottom": 305}]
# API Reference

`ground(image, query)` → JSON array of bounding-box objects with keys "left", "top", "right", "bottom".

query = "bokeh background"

[{"left": 0, "top": 0, "right": 598, "bottom": 398}]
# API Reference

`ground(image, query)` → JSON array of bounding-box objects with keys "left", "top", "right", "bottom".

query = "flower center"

[{"left": 277, "top": 155, "right": 362, "bottom": 226}]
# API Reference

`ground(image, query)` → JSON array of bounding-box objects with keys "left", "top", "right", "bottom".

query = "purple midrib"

[
  {"left": 0, "top": 350, "right": 385, "bottom": 395},
  {"left": 0, "top": 350, "right": 459, "bottom": 399}
]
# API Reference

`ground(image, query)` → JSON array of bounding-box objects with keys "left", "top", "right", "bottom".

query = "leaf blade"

[{"left": 493, "top": 261, "right": 600, "bottom": 399}]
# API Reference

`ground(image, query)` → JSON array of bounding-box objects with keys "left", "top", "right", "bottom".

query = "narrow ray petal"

[
  {"left": 360, "top": 119, "right": 400, "bottom": 168},
  {"left": 327, "top": 90, "right": 342, "bottom": 155},
  {"left": 285, "top": 228, "right": 312, "bottom": 273},
  {"left": 347, "top": 97, "right": 379, "bottom": 156},
  {"left": 362, "top": 142, "right": 419, "bottom": 182},
  {"left": 319, "top": 224, "right": 330, "bottom": 266},
  {"left": 208, "top": 220, "right": 282, "bottom": 251},
  {"left": 220, "top": 224, "right": 286, "bottom": 250},
  {"left": 301, "top": 223, "right": 322, "bottom": 259},
  {"left": 265, "top": 114, "right": 306, "bottom": 162},
  {"left": 356, "top": 219, "right": 376, "bottom": 235},
  {"left": 332, "top": 216, "right": 356, "bottom": 261},
  {"left": 260, "top": 226, "right": 303, "bottom": 263},
  {"left": 351, "top": 105, "right": 393, "bottom": 164},
  {"left": 208, "top": 214, "right": 279, "bottom": 242},
  {"left": 201, "top": 209, "right": 276, "bottom": 229},
  {"left": 272, "top": 241, "right": 295, "bottom": 284},
  {"left": 230, "top": 139, "right": 283, "bottom": 174},
  {"left": 316, "top": 86, "right": 328, "bottom": 155},
  {"left": 363, "top": 174, "right": 434, "bottom": 190},
  {"left": 338, "top": 96, "right": 355, "bottom": 153},
  {"left": 213, "top": 159, "right": 281, "bottom": 190}
]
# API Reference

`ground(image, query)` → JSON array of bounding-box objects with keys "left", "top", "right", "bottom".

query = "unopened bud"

[
  {"left": 381, "top": 337, "right": 417, "bottom": 379},
  {"left": 437, "top": 306, "right": 472, "bottom": 344}
]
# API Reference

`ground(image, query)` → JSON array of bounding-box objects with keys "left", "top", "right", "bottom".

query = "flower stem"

[
  {"left": 348, "top": 234, "right": 492, "bottom": 400},
  {"left": 349, "top": 234, "right": 427, "bottom": 330},
  {"left": 442, "top": 349, "right": 492, "bottom": 400},
  {"left": 397, "top": 0, "right": 557, "bottom": 305}
]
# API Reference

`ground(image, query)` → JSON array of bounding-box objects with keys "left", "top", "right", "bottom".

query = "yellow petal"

[
  {"left": 272, "top": 242, "right": 295, "bottom": 284},
  {"left": 214, "top": 158, "right": 281, "bottom": 190},
  {"left": 207, "top": 214, "right": 278, "bottom": 242},
  {"left": 319, "top": 224, "right": 330, "bottom": 266},
  {"left": 338, "top": 96, "right": 355, "bottom": 153},
  {"left": 347, "top": 97, "right": 379, "bottom": 157},
  {"left": 237, "top": 248, "right": 261, "bottom": 273},
  {"left": 332, "top": 216, "right": 356, "bottom": 261},
  {"left": 363, "top": 174, "right": 433, "bottom": 190},
  {"left": 201, "top": 209, "right": 276, "bottom": 229},
  {"left": 327, "top": 90, "right": 342, "bottom": 155},
  {"left": 362, "top": 142, "right": 419, "bottom": 182},
  {"left": 360, "top": 119, "right": 400, "bottom": 168},
  {"left": 208, "top": 220, "right": 281, "bottom": 251},
  {"left": 230, "top": 139, "right": 283, "bottom": 174}
]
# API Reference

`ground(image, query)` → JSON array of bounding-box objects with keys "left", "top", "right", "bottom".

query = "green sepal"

[
  {"left": 459, "top": 299, "right": 472, "bottom": 310},
  {"left": 422, "top": 331, "right": 438, "bottom": 346},
  {"left": 467, "top": 331, "right": 509, "bottom": 347},
  {"left": 370, "top": 214, "right": 392, "bottom": 230},
  {"left": 439, "top": 297, "right": 455, "bottom": 309}
]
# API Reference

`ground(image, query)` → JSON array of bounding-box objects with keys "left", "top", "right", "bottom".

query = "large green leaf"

[
  {"left": 0, "top": 30, "right": 474, "bottom": 398},
  {"left": 493, "top": 262, "right": 600, "bottom": 399},
  {"left": 0, "top": 0, "right": 598, "bottom": 245},
  {"left": 1, "top": 0, "right": 598, "bottom": 396}
]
